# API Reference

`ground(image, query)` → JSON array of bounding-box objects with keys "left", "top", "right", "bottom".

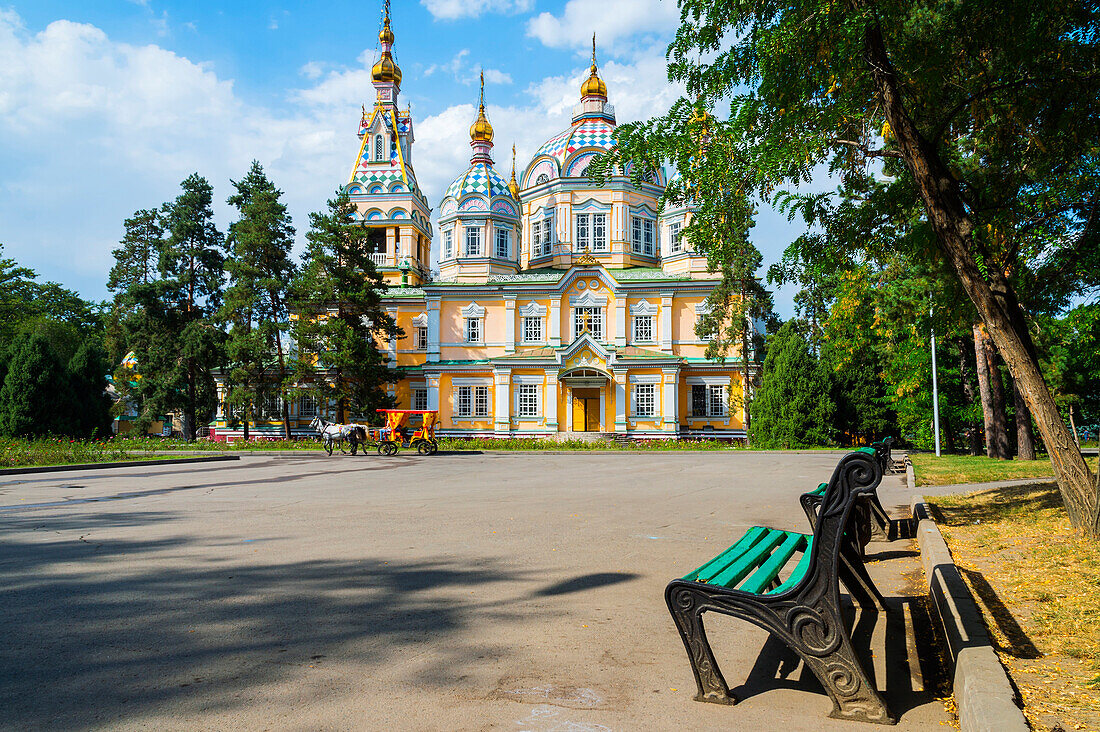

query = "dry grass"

[
  {"left": 911, "top": 452, "right": 1098, "bottom": 487},
  {"left": 931, "top": 483, "right": 1100, "bottom": 731}
]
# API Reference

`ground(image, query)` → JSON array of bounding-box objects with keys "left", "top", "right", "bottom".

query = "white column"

[
  {"left": 566, "top": 386, "right": 573, "bottom": 431},
  {"left": 660, "top": 293, "right": 674, "bottom": 352},
  {"left": 615, "top": 298, "right": 627, "bottom": 347},
  {"left": 550, "top": 299, "right": 561, "bottom": 346},
  {"left": 545, "top": 371, "right": 559, "bottom": 431},
  {"left": 426, "top": 375, "right": 440, "bottom": 410},
  {"left": 494, "top": 369, "right": 511, "bottom": 436},
  {"left": 504, "top": 295, "right": 516, "bottom": 353},
  {"left": 426, "top": 297, "right": 441, "bottom": 363},
  {"left": 662, "top": 368, "right": 679, "bottom": 435},
  {"left": 614, "top": 370, "right": 628, "bottom": 433},
  {"left": 386, "top": 307, "right": 398, "bottom": 362}
]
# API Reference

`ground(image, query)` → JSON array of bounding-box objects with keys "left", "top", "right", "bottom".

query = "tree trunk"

[
  {"left": 986, "top": 329, "right": 1011, "bottom": 459},
  {"left": 1013, "top": 379, "right": 1036, "bottom": 460},
  {"left": 242, "top": 406, "right": 249, "bottom": 442},
  {"left": 866, "top": 22, "right": 1099, "bottom": 535},
  {"left": 959, "top": 343, "right": 983, "bottom": 455},
  {"left": 271, "top": 291, "right": 291, "bottom": 440},
  {"left": 974, "top": 323, "right": 1009, "bottom": 459}
]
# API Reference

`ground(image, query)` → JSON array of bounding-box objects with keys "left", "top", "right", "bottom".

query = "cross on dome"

[
  {"left": 372, "top": 1, "right": 402, "bottom": 87},
  {"left": 580, "top": 33, "right": 607, "bottom": 100}
]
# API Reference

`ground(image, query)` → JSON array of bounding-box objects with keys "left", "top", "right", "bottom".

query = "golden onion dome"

[
  {"left": 372, "top": 53, "right": 402, "bottom": 84},
  {"left": 580, "top": 33, "right": 607, "bottom": 98},
  {"left": 469, "top": 72, "right": 494, "bottom": 142},
  {"left": 509, "top": 144, "right": 520, "bottom": 200},
  {"left": 378, "top": 17, "right": 394, "bottom": 45}
]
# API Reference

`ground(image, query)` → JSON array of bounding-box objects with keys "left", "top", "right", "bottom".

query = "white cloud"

[
  {"left": 0, "top": 10, "right": 686, "bottom": 303},
  {"left": 526, "top": 0, "right": 679, "bottom": 52},
  {"left": 421, "top": 0, "right": 533, "bottom": 21},
  {"left": 482, "top": 68, "right": 512, "bottom": 85},
  {"left": 425, "top": 49, "right": 511, "bottom": 86}
]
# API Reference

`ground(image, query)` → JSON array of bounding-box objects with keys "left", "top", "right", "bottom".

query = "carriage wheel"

[
  {"left": 378, "top": 441, "right": 398, "bottom": 457},
  {"left": 429, "top": 441, "right": 439, "bottom": 455},
  {"left": 417, "top": 441, "right": 432, "bottom": 456}
]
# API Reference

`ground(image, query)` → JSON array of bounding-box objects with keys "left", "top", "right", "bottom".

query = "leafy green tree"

[
  {"left": 107, "top": 209, "right": 163, "bottom": 296},
  {"left": 0, "top": 333, "right": 76, "bottom": 437},
  {"left": 288, "top": 191, "right": 401, "bottom": 423},
  {"left": 155, "top": 174, "right": 226, "bottom": 439},
  {"left": 67, "top": 338, "right": 112, "bottom": 438},
  {"left": 750, "top": 320, "right": 835, "bottom": 448},
  {"left": 222, "top": 162, "right": 297, "bottom": 438},
  {"left": 606, "top": 0, "right": 1100, "bottom": 533}
]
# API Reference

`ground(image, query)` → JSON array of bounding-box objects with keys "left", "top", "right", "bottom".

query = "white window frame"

[
  {"left": 374, "top": 134, "right": 384, "bottom": 161},
  {"left": 297, "top": 394, "right": 318, "bottom": 418},
  {"left": 454, "top": 384, "right": 491, "bottom": 418},
  {"left": 573, "top": 306, "right": 604, "bottom": 341},
  {"left": 465, "top": 226, "right": 482, "bottom": 257},
  {"left": 516, "top": 383, "right": 540, "bottom": 418},
  {"left": 465, "top": 317, "right": 482, "bottom": 344},
  {"left": 522, "top": 315, "right": 543, "bottom": 343},
  {"left": 574, "top": 212, "right": 609, "bottom": 252},
  {"left": 443, "top": 230, "right": 453, "bottom": 259},
  {"left": 494, "top": 228, "right": 510, "bottom": 259},
  {"left": 689, "top": 379, "right": 729, "bottom": 418},
  {"left": 632, "top": 383, "right": 656, "bottom": 418},
  {"left": 411, "top": 387, "right": 428, "bottom": 411},
  {"left": 668, "top": 222, "right": 683, "bottom": 253},
  {"left": 532, "top": 217, "right": 553, "bottom": 258},
  {"left": 415, "top": 326, "right": 428, "bottom": 351},
  {"left": 631, "top": 216, "right": 656, "bottom": 255},
  {"left": 633, "top": 315, "right": 655, "bottom": 343}
]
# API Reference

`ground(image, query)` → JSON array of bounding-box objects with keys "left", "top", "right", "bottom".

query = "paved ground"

[{"left": 0, "top": 452, "right": 949, "bottom": 731}]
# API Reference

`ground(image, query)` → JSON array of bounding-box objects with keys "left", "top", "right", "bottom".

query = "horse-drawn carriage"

[
  {"left": 375, "top": 409, "right": 439, "bottom": 456},
  {"left": 309, "top": 410, "right": 439, "bottom": 457}
]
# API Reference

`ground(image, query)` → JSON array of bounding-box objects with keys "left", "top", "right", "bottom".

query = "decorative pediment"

[
  {"left": 461, "top": 302, "right": 486, "bottom": 318},
  {"left": 630, "top": 299, "right": 658, "bottom": 316},
  {"left": 569, "top": 289, "right": 608, "bottom": 307},
  {"left": 519, "top": 301, "right": 547, "bottom": 317},
  {"left": 557, "top": 331, "right": 614, "bottom": 367},
  {"left": 411, "top": 312, "right": 428, "bottom": 327}
]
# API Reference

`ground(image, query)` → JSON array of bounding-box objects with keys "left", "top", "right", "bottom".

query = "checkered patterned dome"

[
  {"left": 532, "top": 119, "right": 616, "bottom": 170},
  {"left": 443, "top": 162, "right": 511, "bottom": 201}
]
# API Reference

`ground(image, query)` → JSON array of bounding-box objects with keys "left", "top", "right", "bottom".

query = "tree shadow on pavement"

[{"left": 0, "top": 508, "right": 543, "bottom": 730}]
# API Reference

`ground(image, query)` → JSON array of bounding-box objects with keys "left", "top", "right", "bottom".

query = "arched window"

[{"left": 374, "top": 135, "right": 384, "bottom": 161}]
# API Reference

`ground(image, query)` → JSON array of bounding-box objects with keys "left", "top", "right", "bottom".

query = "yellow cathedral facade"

[{"left": 212, "top": 10, "right": 750, "bottom": 442}]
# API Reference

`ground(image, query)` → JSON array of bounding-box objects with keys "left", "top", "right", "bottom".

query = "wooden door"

[{"left": 572, "top": 388, "right": 601, "bottom": 432}]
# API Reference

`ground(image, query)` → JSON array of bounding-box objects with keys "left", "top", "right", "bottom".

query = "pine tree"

[
  {"left": 67, "top": 339, "right": 112, "bottom": 438},
  {"left": 750, "top": 320, "right": 835, "bottom": 449},
  {"left": 222, "top": 162, "right": 297, "bottom": 438},
  {"left": 0, "top": 333, "right": 76, "bottom": 437},
  {"left": 107, "top": 209, "right": 163, "bottom": 297},
  {"left": 289, "top": 191, "right": 401, "bottom": 423},
  {"left": 155, "top": 174, "right": 226, "bottom": 439}
]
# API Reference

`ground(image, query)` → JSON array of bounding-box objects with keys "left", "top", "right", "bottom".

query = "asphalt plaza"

[{"left": 0, "top": 451, "right": 951, "bottom": 730}]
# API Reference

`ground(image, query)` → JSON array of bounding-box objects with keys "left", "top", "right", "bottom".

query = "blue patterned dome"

[{"left": 443, "top": 162, "right": 511, "bottom": 201}]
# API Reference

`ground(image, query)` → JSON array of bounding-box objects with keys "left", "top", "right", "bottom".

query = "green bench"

[
  {"left": 802, "top": 438, "right": 897, "bottom": 544},
  {"left": 665, "top": 448, "right": 895, "bottom": 725}
]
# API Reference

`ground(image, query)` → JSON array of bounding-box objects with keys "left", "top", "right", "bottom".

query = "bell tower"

[{"left": 344, "top": 0, "right": 432, "bottom": 287}]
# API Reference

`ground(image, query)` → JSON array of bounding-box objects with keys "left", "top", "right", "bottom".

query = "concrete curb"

[
  {"left": 911, "top": 494, "right": 1029, "bottom": 732},
  {"left": 0, "top": 455, "right": 241, "bottom": 476}
]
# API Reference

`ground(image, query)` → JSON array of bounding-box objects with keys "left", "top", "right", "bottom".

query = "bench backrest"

[{"left": 778, "top": 448, "right": 883, "bottom": 598}]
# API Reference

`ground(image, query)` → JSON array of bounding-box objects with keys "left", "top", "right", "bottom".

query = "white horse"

[{"left": 309, "top": 416, "right": 367, "bottom": 456}]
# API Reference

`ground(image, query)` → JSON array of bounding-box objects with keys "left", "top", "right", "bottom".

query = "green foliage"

[
  {"left": 288, "top": 191, "right": 401, "bottom": 423},
  {"left": 0, "top": 333, "right": 77, "bottom": 437},
  {"left": 66, "top": 339, "right": 113, "bottom": 438},
  {"left": 221, "top": 161, "right": 297, "bottom": 435},
  {"left": 750, "top": 320, "right": 835, "bottom": 448}
]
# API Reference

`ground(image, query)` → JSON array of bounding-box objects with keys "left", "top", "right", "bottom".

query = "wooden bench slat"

[
  {"left": 682, "top": 526, "right": 767, "bottom": 582},
  {"left": 766, "top": 536, "right": 815, "bottom": 595},
  {"left": 738, "top": 531, "right": 808, "bottom": 594},
  {"left": 708, "top": 529, "right": 789, "bottom": 588}
]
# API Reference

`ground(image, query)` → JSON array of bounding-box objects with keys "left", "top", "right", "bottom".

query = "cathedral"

[{"left": 212, "top": 8, "right": 749, "bottom": 441}]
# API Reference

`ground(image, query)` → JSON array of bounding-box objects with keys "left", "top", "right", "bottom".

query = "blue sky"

[{"left": 0, "top": 0, "right": 806, "bottom": 315}]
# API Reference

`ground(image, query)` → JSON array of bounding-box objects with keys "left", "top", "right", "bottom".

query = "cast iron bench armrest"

[
  {"left": 802, "top": 444, "right": 892, "bottom": 544},
  {"left": 665, "top": 450, "right": 896, "bottom": 725}
]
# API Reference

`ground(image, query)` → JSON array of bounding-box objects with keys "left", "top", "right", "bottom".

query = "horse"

[{"left": 309, "top": 416, "right": 368, "bottom": 456}]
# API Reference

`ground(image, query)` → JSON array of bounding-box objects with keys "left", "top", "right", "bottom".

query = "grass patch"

[
  {"left": 931, "top": 483, "right": 1100, "bottom": 730},
  {"left": 0, "top": 437, "right": 203, "bottom": 468},
  {"left": 910, "top": 452, "right": 1098, "bottom": 486}
]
